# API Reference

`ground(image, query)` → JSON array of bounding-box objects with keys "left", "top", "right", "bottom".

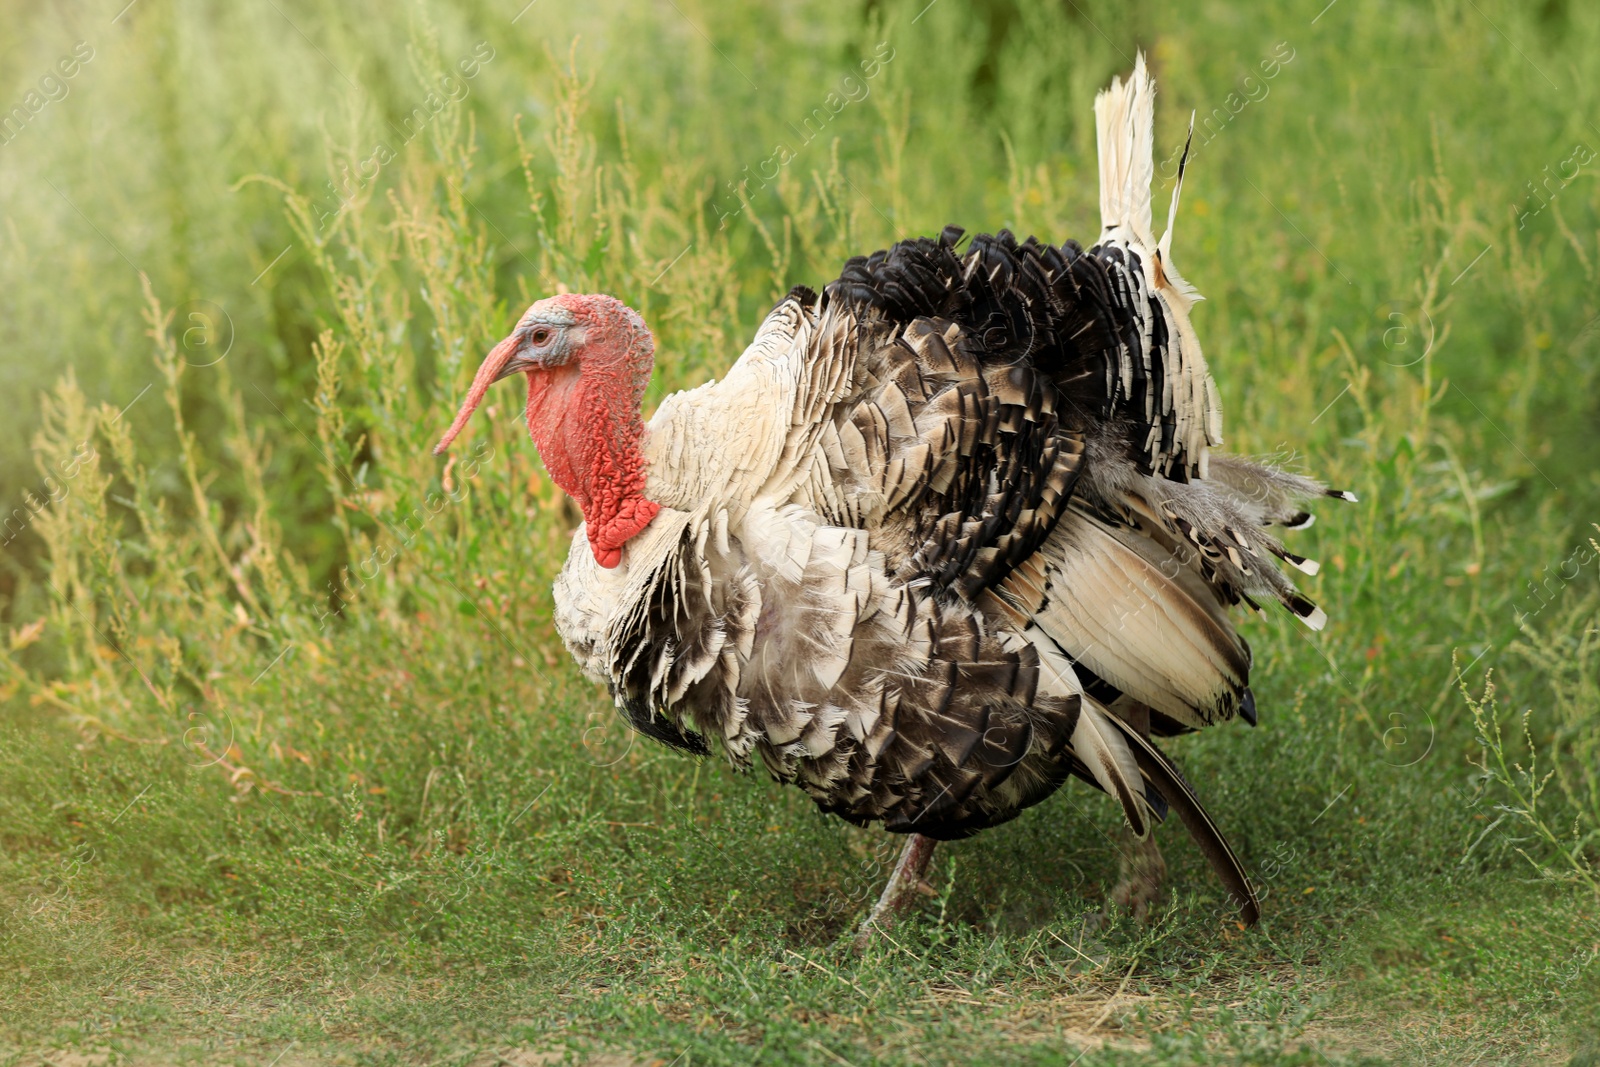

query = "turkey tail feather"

[
  {"left": 1104, "top": 713, "right": 1261, "bottom": 925},
  {"left": 1073, "top": 701, "right": 1157, "bottom": 838},
  {"left": 1094, "top": 52, "right": 1156, "bottom": 246},
  {"left": 1160, "top": 114, "right": 1194, "bottom": 261},
  {"left": 1156, "top": 114, "right": 1201, "bottom": 304}
]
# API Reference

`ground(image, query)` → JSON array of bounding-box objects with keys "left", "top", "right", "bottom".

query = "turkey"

[{"left": 435, "top": 55, "right": 1349, "bottom": 939}]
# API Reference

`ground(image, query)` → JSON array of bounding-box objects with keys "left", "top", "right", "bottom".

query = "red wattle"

[{"left": 588, "top": 496, "right": 660, "bottom": 569}]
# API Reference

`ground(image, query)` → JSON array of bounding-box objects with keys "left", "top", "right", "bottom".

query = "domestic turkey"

[{"left": 435, "top": 55, "right": 1349, "bottom": 939}]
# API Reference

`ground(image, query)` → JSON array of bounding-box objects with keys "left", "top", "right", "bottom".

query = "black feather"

[{"left": 1239, "top": 687, "right": 1258, "bottom": 727}]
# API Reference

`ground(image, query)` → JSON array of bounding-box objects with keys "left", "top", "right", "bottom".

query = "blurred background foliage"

[
  {"left": 3, "top": 0, "right": 1599, "bottom": 600},
  {"left": 1, "top": 0, "right": 1598, "bottom": 1062}
]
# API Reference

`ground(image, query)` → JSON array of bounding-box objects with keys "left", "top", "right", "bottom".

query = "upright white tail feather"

[
  {"left": 1157, "top": 114, "right": 1203, "bottom": 305},
  {"left": 1093, "top": 52, "right": 1223, "bottom": 474},
  {"left": 1094, "top": 52, "right": 1157, "bottom": 248}
]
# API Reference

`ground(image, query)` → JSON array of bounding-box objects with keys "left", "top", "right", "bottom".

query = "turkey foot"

[{"left": 854, "top": 833, "right": 938, "bottom": 949}]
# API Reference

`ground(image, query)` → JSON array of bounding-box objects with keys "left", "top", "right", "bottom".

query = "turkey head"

[{"left": 435, "top": 293, "right": 660, "bottom": 568}]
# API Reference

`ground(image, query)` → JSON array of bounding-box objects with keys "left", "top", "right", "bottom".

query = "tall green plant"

[{"left": 1461, "top": 578, "right": 1600, "bottom": 895}]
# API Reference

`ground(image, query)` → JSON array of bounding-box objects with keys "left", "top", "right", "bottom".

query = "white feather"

[{"left": 1094, "top": 52, "right": 1157, "bottom": 247}]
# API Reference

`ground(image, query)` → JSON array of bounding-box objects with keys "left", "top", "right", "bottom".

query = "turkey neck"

[{"left": 525, "top": 357, "right": 660, "bottom": 570}]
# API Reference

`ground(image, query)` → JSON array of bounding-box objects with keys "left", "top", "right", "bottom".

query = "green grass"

[{"left": 2, "top": 0, "right": 1600, "bottom": 1063}]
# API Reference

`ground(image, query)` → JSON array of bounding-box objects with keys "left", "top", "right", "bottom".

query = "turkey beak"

[{"left": 433, "top": 332, "right": 525, "bottom": 455}]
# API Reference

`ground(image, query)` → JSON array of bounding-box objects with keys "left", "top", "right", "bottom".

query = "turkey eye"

[{"left": 529, "top": 327, "right": 552, "bottom": 346}]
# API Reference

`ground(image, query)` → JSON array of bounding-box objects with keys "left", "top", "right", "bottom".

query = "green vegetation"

[{"left": 2, "top": 0, "right": 1598, "bottom": 1062}]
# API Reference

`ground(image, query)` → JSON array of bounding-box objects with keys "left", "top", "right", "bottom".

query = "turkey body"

[{"left": 554, "top": 228, "right": 1331, "bottom": 854}]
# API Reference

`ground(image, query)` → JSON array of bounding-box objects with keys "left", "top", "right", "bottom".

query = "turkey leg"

[
  {"left": 1107, "top": 825, "right": 1168, "bottom": 920},
  {"left": 1104, "top": 701, "right": 1167, "bottom": 921},
  {"left": 854, "top": 832, "right": 937, "bottom": 948}
]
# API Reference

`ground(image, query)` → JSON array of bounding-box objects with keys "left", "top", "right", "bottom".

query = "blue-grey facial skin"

[{"left": 494, "top": 305, "right": 584, "bottom": 380}]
